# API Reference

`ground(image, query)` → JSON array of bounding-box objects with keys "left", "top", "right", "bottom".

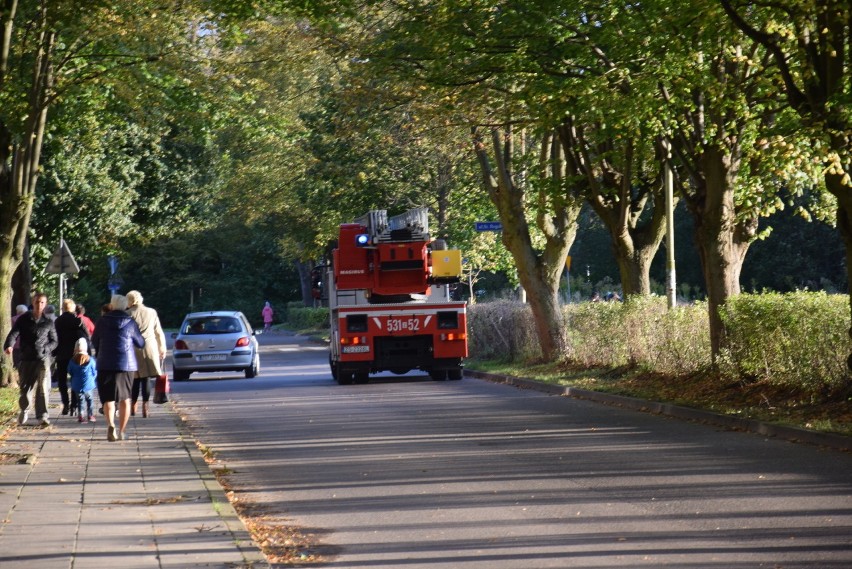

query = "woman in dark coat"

[
  {"left": 91, "top": 294, "right": 144, "bottom": 442},
  {"left": 53, "top": 298, "right": 91, "bottom": 415}
]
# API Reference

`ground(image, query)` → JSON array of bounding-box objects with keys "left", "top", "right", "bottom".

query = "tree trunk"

[
  {"left": 514, "top": 246, "right": 570, "bottom": 359},
  {"left": 823, "top": 138, "right": 852, "bottom": 377},
  {"left": 609, "top": 176, "right": 671, "bottom": 297},
  {"left": 558, "top": 125, "right": 671, "bottom": 297},
  {"left": 825, "top": 173, "right": 852, "bottom": 371},
  {"left": 0, "top": 138, "right": 41, "bottom": 386},
  {"left": 294, "top": 259, "right": 315, "bottom": 307},
  {"left": 472, "top": 126, "right": 583, "bottom": 360},
  {"left": 0, "top": 255, "right": 16, "bottom": 387},
  {"left": 612, "top": 242, "right": 657, "bottom": 296},
  {"left": 690, "top": 145, "right": 756, "bottom": 359},
  {"left": 430, "top": 153, "right": 454, "bottom": 234},
  {"left": 11, "top": 240, "right": 32, "bottom": 308},
  {"left": 595, "top": 193, "right": 668, "bottom": 297},
  {"left": 0, "top": 15, "right": 54, "bottom": 386}
]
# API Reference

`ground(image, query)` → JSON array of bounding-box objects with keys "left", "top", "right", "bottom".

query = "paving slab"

[{"left": 0, "top": 401, "right": 269, "bottom": 569}]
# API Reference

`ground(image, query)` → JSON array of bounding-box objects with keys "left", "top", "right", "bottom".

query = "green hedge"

[
  {"left": 565, "top": 296, "right": 711, "bottom": 373},
  {"left": 285, "top": 303, "right": 329, "bottom": 331},
  {"left": 467, "top": 300, "right": 542, "bottom": 361},
  {"left": 468, "top": 292, "right": 851, "bottom": 394},
  {"left": 718, "top": 292, "right": 850, "bottom": 393},
  {"left": 469, "top": 296, "right": 711, "bottom": 374}
]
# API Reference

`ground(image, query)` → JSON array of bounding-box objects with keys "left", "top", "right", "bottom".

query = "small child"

[{"left": 68, "top": 338, "right": 97, "bottom": 423}]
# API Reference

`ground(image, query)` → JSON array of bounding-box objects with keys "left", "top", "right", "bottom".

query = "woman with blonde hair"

[{"left": 126, "top": 290, "right": 166, "bottom": 418}]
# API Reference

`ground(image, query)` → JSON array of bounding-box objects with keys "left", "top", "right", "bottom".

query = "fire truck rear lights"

[
  {"left": 341, "top": 336, "right": 368, "bottom": 345},
  {"left": 355, "top": 234, "right": 370, "bottom": 246},
  {"left": 441, "top": 333, "right": 467, "bottom": 341}
]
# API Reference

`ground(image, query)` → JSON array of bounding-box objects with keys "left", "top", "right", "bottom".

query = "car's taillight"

[
  {"left": 235, "top": 336, "right": 251, "bottom": 348},
  {"left": 174, "top": 339, "right": 188, "bottom": 350}
]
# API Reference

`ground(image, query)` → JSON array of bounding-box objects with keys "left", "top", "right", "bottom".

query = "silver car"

[{"left": 172, "top": 311, "right": 260, "bottom": 380}]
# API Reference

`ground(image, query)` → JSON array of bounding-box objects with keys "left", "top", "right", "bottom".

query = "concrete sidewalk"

[{"left": 0, "top": 400, "right": 269, "bottom": 569}]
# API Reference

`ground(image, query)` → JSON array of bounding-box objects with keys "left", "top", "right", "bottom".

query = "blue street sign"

[{"left": 475, "top": 221, "right": 503, "bottom": 231}]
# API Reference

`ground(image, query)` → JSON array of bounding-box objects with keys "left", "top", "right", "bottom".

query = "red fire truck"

[{"left": 326, "top": 208, "right": 467, "bottom": 384}]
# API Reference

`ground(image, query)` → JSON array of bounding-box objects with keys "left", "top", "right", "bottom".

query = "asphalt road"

[{"left": 171, "top": 332, "right": 852, "bottom": 569}]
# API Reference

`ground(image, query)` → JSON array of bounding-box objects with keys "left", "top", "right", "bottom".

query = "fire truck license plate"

[
  {"left": 387, "top": 317, "right": 421, "bottom": 332},
  {"left": 343, "top": 345, "right": 370, "bottom": 353}
]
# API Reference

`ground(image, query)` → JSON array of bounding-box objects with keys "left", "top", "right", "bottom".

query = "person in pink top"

[{"left": 262, "top": 301, "right": 274, "bottom": 332}]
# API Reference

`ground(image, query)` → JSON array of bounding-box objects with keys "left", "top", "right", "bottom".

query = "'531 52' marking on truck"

[
  {"left": 373, "top": 314, "right": 434, "bottom": 333},
  {"left": 388, "top": 317, "right": 420, "bottom": 332}
]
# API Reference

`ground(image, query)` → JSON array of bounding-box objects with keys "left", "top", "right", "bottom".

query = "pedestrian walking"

[
  {"left": 3, "top": 292, "right": 58, "bottom": 426},
  {"left": 76, "top": 303, "right": 95, "bottom": 337},
  {"left": 262, "top": 301, "right": 274, "bottom": 332},
  {"left": 126, "top": 290, "right": 166, "bottom": 418},
  {"left": 68, "top": 337, "right": 97, "bottom": 422},
  {"left": 91, "top": 294, "right": 144, "bottom": 441},
  {"left": 53, "top": 298, "right": 91, "bottom": 415}
]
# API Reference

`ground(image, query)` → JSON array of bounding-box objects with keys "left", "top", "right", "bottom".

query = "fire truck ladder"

[{"left": 356, "top": 207, "right": 430, "bottom": 243}]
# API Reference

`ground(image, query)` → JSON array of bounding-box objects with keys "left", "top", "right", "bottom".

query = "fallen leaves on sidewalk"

[
  {"left": 0, "top": 452, "right": 30, "bottom": 464},
  {"left": 110, "top": 494, "right": 200, "bottom": 506},
  {"left": 205, "top": 454, "right": 324, "bottom": 565}
]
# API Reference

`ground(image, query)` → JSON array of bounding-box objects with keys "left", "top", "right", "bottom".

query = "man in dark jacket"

[
  {"left": 91, "top": 294, "right": 144, "bottom": 442},
  {"left": 3, "top": 292, "right": 58, "bottom": 426},
  {"left": 53, "top": 298, "right": 92, "bottom": 415}
]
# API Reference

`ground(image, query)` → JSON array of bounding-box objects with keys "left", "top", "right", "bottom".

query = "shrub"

[
  {"left": 283, "top": 301, "right": 304, "bottom": 322},
  {"left": 566, "top": 300, "right": 629, "bottom": 367},
  {"left": 468, "top": 297, "right": 709, "bottom": 370},
  {"left": 286, "top": 306, "right": 329, "bottom": 331},
  {"left": 649, "top": 300, "right": 712, "bottom": 374},
  {"left": 565, "top": 297, "right": 710, "bottom": 374},
  {"left": 719, "top": 292, "right": 851, "bottom": 393},
  {"left": 466, "top": 292, "right": 849, "bottom": 395},
  {"left": 467, "top": 300, "right": 541, "bottom": 361}
]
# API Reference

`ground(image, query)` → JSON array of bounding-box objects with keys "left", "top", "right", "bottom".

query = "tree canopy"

[{"left": 0, "top": 0, "right": 848, "bottom": 377}]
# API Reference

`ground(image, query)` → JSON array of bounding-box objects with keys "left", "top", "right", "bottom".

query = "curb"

[
  {"left": 171, "top": 402, "right": 272, "bottom": 568},
  {"left": 465, "top": 370, "right": 852, "bottom": 452}
]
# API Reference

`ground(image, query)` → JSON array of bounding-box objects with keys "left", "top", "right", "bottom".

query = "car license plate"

[
  {"left": 342, "top": 345, "right": 370, "bottom": 353},
  {"left": 198, "top": 354, "right": 227, "bottom": 361}
]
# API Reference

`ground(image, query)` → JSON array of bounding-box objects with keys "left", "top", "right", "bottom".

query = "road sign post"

[
  {"left": 45, "top": 238, "right": 80, "bottom": 308},
  {"left": 107, "top": 255, "right": 123, "bottom": 296}
]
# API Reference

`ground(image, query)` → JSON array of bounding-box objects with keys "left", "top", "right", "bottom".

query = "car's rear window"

[{"left": 181, "top": 316, "right": 242, "bottom": 335}]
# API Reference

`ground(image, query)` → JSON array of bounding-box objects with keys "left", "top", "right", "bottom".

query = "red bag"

[{"left": 153, "top": 374, "right": 170, "bottom": 404}]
